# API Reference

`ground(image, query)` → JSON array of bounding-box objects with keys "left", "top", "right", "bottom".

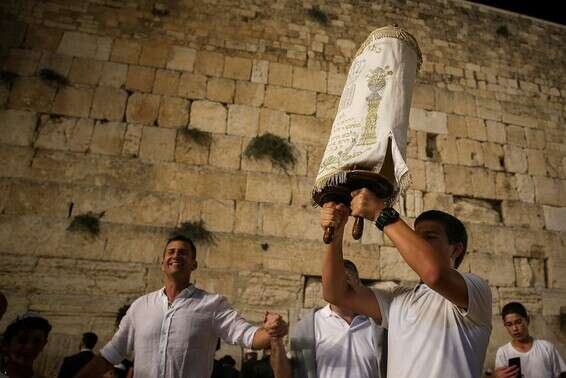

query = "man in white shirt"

[
  {"left": 495, "top": 301, "right": 566, "bottom": 378},
  {"left": 76, "top": 235, "right": 287, "bottom": 378},
  {"left": 270, "top": 260, "right": 387, "bottom": 378},
  {"left": 320, "top": 188, "right": 492, "bottom": 378}
]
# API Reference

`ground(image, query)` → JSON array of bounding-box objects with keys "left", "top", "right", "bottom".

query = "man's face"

[
  {"left": 161, "top": 240, "right": 196, "bottom": 278},
  {"left": 6, "top": 329, "right": 47, "bottom": 366},
  {"left": 344, "top": 267, "right": 361, "bottom": 289},
  {"left": 503, "top": 313, "right": 529, "bottom": 341},
  {"left": 415, "top": 220, "right": 461, "bottom": 268}
]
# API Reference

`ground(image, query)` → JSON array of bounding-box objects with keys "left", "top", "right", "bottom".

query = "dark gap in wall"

[{"left": 426, "top": 133, "right": 438, "bottom": 159}]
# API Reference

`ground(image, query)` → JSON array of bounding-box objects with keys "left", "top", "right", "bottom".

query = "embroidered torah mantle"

[{"left": 313, "top": 25, "right": 422, "bottom": 203}]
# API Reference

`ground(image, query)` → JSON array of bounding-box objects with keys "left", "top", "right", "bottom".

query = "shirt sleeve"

[
  {"left": 460, "top": 272, "right": 492, "bottom": 327},
  {"left": 213, "top": 295, "right": 259, "bottom": 348},
  {"left": 550, "top": 343, "right": 566, "bottom": 376},
  {"left": 495, "top": 346, "right": 507, "bottom": 368},
  {"left": 100, "top": 305, "right": 136, "bottom": 365},
  {"left": 370, "top": 287, "right": 396, "bottom": 329}
]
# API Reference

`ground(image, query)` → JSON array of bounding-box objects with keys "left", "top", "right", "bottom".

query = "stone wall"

[{"left": 0, "top": 0, "right": 565, "bottom": 375}]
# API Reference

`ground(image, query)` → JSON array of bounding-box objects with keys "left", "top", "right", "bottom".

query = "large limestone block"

[
  {"left": 99, "top": 62, "right": 128, "bottom": 88},
  {"left": 454, "top": 197, "right": 501, "bottom": 224},
  {"left": 444, "top": 164, "right": 474, "bottom": 196},
  {"left": 23, "top": 24, "right": 62, "bottom": 52},
  {"left": 411, "top": 84, "right": 435, "bottom": 110},
  {"left": 38, "top": 53, "right": 73, "bottom": 77},
  {"left": 470, "top": 167, "right": 496, "bottom": 199},
  {"left": 513, "top": 257, "right": 545, "bottom": 288},
  {"left": 125, "top": 65, "right": 156, "bottom": 93},
  {"left": 542, "top": 205, "right": 566, "bottom": 231},
  {"left": 56, "top": 32, "right": 112, "bottom": 60},
  {"left": 203, "top": 236, "right": 263, "bottom": 271},
  {"left": 153, "top": 69, "right": 180, "bottom": 96},
  {"left": 192, "top": 269, "right": 237, "bottom": 302},
  {"left": 498, "top": 288, "right": 542, "bottom": 314},
  {"left": 237, "top": 270, "right": 302, "bottom": 308},
  {"left": 483, "top": 142, "right": 504, "bottom": 171},
  {"left": 190, "top": 100, "right": 226, "bottom": 133},
  {"left": 122, "top": 124, "right": 143, "bottom": 157},
  {"left": 409, "top": 108, "right": 448, "bottom": 134},
  {"left": 423, "top": 192, "right": 454, "bottom": 213},
  {"left": 139, "top": 126, "right": 176, "bottom": 162},
  {"left": 202, "top": 199, "right": 235, "bottom": 232},
  {"left": 533, "top": 176, "right": 563, "bottom": 206},
  {"left": 268, "top": 62, "right": 292, "bottom": 87},
  {"left": 139, "top": 42, "right": 169, "bottom": 68},
  {"left": 541, "top": 289, "right": 566, "bottom": 316},
  {"left": 258, "top": 108, "right": 289, "bottom": 138},
  {"left": 197, "top": 170, "right": 247, "bottom": 201},
  {"left": 506, "top": 125, "right": 526, "bottom": 147},
  {"left": 207, "top": 78, "right": 235, "bottom": 103},
  {"left": 246, "top": 173, "right": 292, "bottom": 204},
  {"left": 0, "top": 146, "right": 34, "bottom": 179},
  {"left": 68, "top": 58, "right": 103, "bottom": 85},
  {"left": 446, "top": 114, "right": 468, "bottom": 138},
  {"left": 264, "top": 86, "right": 316, "bottom": 115},
  {"left": 327, "top": 72, "right": 346, "bottom": 96},
  {"left": 178, "top": 72, "right": 207, "bottom": 99},
  {"left": 158, "top": 96, "right": 189, "bottom": 128},
  {"left": 223, "top": 56, "right": 251, "bottom": 80},
  {"left": 436, "top": 135, "right": 459, "bottom": 164},
  {"left": 251, "top": 60, "right": 269, "bottom": 84},
  {"left": 261, "top": 204, "right": 321, "bottom": 240},
  {"left": 126, "top": 93, "right": 161, "bottom": 125},
  {"left": 501, "top": 200, "right": 544, "bottom": 229},
  {"left": 316, "top": 93, "right": 339, "bottom": 120},
  {"left": 227, "top": 105, "right": 259, "bottom": 137},
  {"left": 0, "top": 109, "right": 37, "bottom": 146},
  {"left": 466, "top": 223, "right": 515, "bottom": 256},
  {"left": 166, "top": 46, "right": 196, "bottom": 71},
  {"left": 495, "top": 172, "right": 519, "bottom": 201},
  {"left": 486, "top": 120, "right": 506, "bottom": 144},
  {"left": 292, "top": 67, "right": 326, "bottom": 93},
  {"left": 235, "top": 81, "right": 264, "bottom": 107},
  {"left": 234, "top": 201, "right": 260, "bottom": 234},
  {"left": 52, "top": 86, "right": 93, "bottom": 118},
  {"left": 503, "top": 145, "right": 527, "bottom": 173},
  {"left": 425, "top": 162, "right": 445, "bottom": 192},
  {"left": 469, "top": 252, "right": 515, "bottom": 286},
  {"left": 174, "top": 130, "right": 209, "bottom": 165},
  {"left": 526, "top": 149, "right": 547, "bottom": 176},
  {"left": 110, "top": 39, "right": 141, "bottom": 64},
  {"left": 2, "top": 49, "right": 39, "bottom": 76},
  {"left": 90, "top": 86, "right": 128, "bottom": 121},
  {"left": 380, "top": 246, "right": 419, "bottom": 282},
  {"left": 525, "top": 128, "right": 545, "bottom": 149},
  {"left": 209, "top": 134, "right": 242, "bottom": 169},
  {"left": 90, "top": 121, "right": 126, "bottom": 155},
  {"left": 8, "top": 77, "right": 56, "bottom": 112},
  {"left": 35, "top": 117, "right": 94, "bottom": 152},
  {"left": 195, "top": 50, "right": 224, "bottom": 77},
  {"left": 289, "top": 115, "right": 329, "bottom": 144}
]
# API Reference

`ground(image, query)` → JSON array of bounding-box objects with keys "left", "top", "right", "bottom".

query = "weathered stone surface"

[
  {"left": 166, "top": 46, "right": 196, "bottom": 71},
  {"left": 501, "top": 200, "right": 544, "bottom": 229},
  {"left": 227, "top": 105, "right": 259, "bottom": 137},
  {"left": 223, "top": 56, "right": 251, "bottom": 80},
  {"left": 235, "top": 81, "right": 264, "bottom": 106},
  {"left": 483, "top": 142, "right": 504, "bottom": 171},
  {"left": 251, "top": 60, "right": 269, "bottom": 84},
  {"left": 526, "top": 149, "right": 546, "bottom": 176},
  {"left": 457, "top": 138, "right": 483, "bottom": 166},
  {"left": 90, "top": 121, "right": 126, "bottom": 155},
  {"left": 52, "top": 86, "right": 93, "bottom": 118},
  {"left": 0, "top": 109, "right": 37, "bottom": 147},
  {"left": 178, "top": 72, "right": 207, "bottom": 99},
  {"left": 268, "top": 62, "right": 292, "bottom": 87},
  {"left": 513, "top": 257, "right": 545, "bottom": 288},
  {"left": 503, "top": 145, "right": 528, "bottom": 173},
  {"left": 99, "top": 62, "right": 128, "bottom": 88},
  {"left": 195, "top": 50, "right": 224, "bottom": 77},
  {"left": 9, "top": 77, "right": 56, "bottom": 112},
  {"left": 486, "top": 120, "right": 506, "bottom": 144},
  {"left": 466, "top": 117, "right": 487, "bottom": 142},
  {"left": 202, "top": 199, "right": 235, "bottom": 232},
  {"left": 533, "top": 176, "right": 563, "bottom": 206},
  {"left": 110, "top": 39, "right": 141, "bottom": 64},
  {"left": 469, "top": 252, "right": 515, "bottom": 286},
  {"left": 264, "top": 86, "right": 316, "bottom": 115},
  {"left": 158, "top": 97, "right": 189, "bottom": 128},
  {"left": 316, "top": 93, "right": 339, "bottom": 120},
  {"left": 175, "top": 130, "right": 209, "bottom": 165},
  {"left": 246, "top": 173, "right": 292, "bottom": 204},
  {"left": 547, "top": 257, "right": 566, "bottom": 289},
  {"left": 258, "top": 108, "right": 289, "bottom": 138},
  {"left": 423, "top": 192, "right": 454, "bottom": 213},
  {"left": 90, "top": 87, "right": 128, "bottom": 121},
  {"left": 153, "top": 69, "right": 180, "bottom": 96},
  {"left": 261, "top": 204, "right": 320, "bottom": 240},
  {"left": 139, "top": 126, "right": 176, "bottom": 162},
  {"left": 68, "top": 58, "right": 103, "bottom": 85},
  {"left": 3, "top": 49, "right": 40, "bottom": 76},
  {"left": 327, "top": 72, "right": 346, "bottom": 96},
  {"left": 126, "top": 93, "right": 161, "bottom": 125},
  {"left": 380, "top": 246, "right": 418, "bottom": 282},
  {"left": 454, "top": 197, "right": 501, "bottom": 224},
  {"left": 125, "top": 65, "right": 156, "bottom": 93},
  {"left": 209, "top": 134, "right": 242, "bottom": 169},
  {"left": 290, "top": 115, "right": 329, "bottom": 144},
  {"left": 507, "top": 125, "right": 526, "bottom": 147},
  {"left": 292, "top": 67, "right": 326, "bottom": 92},
  {"left": 412, "top": 84, "right": 435, "bottom": 110},
  {"left": 139, "top": 42, "right": 169, "bottom": 68},
  {"left": 525, "top": 128, "right": 545, "bottom": 149},
  {"left": 409, "top": 108, "right": 448, "bottom": 134},
  {"left": 207, "top": 78, "right": 235, "bottom": 103},
  {"left": 56, "top": 32, "right": 112, "bottom": 60},
  {"left": 190, "top": 100, "right": 226, "bottom": 133},
  {"left": 234, "top": 201, "right": 260, "bottom": 234},
  {"left": 122, "top": 124, "right": 143, "bottom": 157},
  {"left": 542, "top": 205, "right": 566, "bottom": 231},
  {"left": 35, "top": 117, "right": 94, "bottom": 153}
]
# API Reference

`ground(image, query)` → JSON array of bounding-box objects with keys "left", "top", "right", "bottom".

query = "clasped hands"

[
  {"left": 320, "top": 188, "right": 385, "bottom": 231},
  {"left": 263, "top": 312, "right": 288, "bottom": 339}
]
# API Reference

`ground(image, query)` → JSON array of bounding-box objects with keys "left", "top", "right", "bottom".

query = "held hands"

[
  {"left": 263, "top": 312, "right": 288, "bottom": 338},
  {"left": 320, "top": 202, "right": 351, "bottom": 232},
  {"left": 494, "top": 366, "right": 520, "bottom": 378},
  {"left": 350, "top": 188, "right": 385, "bottom": 221}
]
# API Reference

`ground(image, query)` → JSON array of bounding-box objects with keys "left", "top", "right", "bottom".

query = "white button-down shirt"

[
  {"left": 314, "top": 305, "right": 380, "bottom": 378},
  {"left": 100, "top": 286, "right": 259, "bottom": 378}
]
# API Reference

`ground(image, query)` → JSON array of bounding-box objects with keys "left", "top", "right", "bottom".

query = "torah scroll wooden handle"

[
  {"left": 352, "top": 216, "right": 364, "bottom": 240},
  {"left": 323, "top": 226, "right": 334, "bottom": 244}
]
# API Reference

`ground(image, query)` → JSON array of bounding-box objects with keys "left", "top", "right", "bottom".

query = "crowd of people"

[{"left": 1, "top": 190, "right": 565, "bottom": 377}]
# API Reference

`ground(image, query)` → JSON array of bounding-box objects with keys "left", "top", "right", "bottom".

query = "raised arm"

[
  {"left": 270, "top": 337, "right": 292, "bottom": 378},
  {"left": 320, "top": 202, "right": 383, "bottom": 323},
  {"left": 350, "top": 188, "right": 468, "bottom": 308}
]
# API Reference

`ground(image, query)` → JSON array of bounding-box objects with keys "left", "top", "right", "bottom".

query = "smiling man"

[
  {"left": 76, "top": 235, "right": 287, "bottom": 378},
  {"left": 495, "top": 302, "right": 566, "bottom": 378},
  {"left": 320, "top": 188, "right": 492, "bottom": 378}
]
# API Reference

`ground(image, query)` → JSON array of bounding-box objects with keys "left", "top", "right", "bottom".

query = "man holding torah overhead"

[{"left": 315, "top": 25, "right": 492, "bottom": 377}]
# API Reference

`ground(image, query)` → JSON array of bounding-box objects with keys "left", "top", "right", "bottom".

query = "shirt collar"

[
  {"left": 161, "top": 285, "right": 196, "bottom": 302},
  {"left": 320, "top": 304, "right": 368, "bottom": 322}
]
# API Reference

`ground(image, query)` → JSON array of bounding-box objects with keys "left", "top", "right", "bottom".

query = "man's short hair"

[
  {"left": 2, "top": 315, "right": 52, "bottom": 344},
  {"left": 343, "top": 259, "right": 359, "bottom": 278},
  {"left": 164, "top": 235, "right": 196, "bottom": 258},
  {"left": 82, "top": 332, "right": 98, "bottom": 349},
  {"left": 115, "top": 304, "right": 131, "bottom": 329},
  {"left": 501, "top": 302, "right": 528, "bottom": 320},
  {"left": 415, "top": 210, "right": 468, "bottom": 268}
]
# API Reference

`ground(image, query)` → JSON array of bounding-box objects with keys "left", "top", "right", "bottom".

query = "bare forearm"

[
  {"left": 384, "top": 219, "right": 450, "bottom": 285},
  {"left": 321, "top": 230, "right": 349, "bottom": 304},
  {"left": 251, "top": 328, "right": 271, "bottom": 349},
  {"left": 75, "top": 355, "right": 113, "bottom": 378},
  {"left": 271, "top": 338, "right": 292, "bottom": 378}
]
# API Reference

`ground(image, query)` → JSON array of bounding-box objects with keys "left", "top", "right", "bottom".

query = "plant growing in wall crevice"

[
  {"left": 307, "top": 6, "right": 330, "bottom": 26},
  {"left": 0, "top": 70, "right": 19, "bottom": 86},
  {"left": 169, "top": 220, "right": 216, "bottom": 246},
  {"left": 180, "top": 127, "right": 213, "bottom": 147},
  {"left": 67, "top": 212, "right": 104, "bottom": 237},
  {"left": 38, "top": 68, "right": 69, "bottom": 87},
  {"left": 244, "top": 133, "right": 297, "bottom": 171},
  {"left": 496, "top": 24, "right": 509, "bottom": 38}
]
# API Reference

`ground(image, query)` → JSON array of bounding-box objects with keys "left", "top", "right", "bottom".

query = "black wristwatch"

[{"left": 375, "top": 207, "right": 400, "bottom": 231}]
